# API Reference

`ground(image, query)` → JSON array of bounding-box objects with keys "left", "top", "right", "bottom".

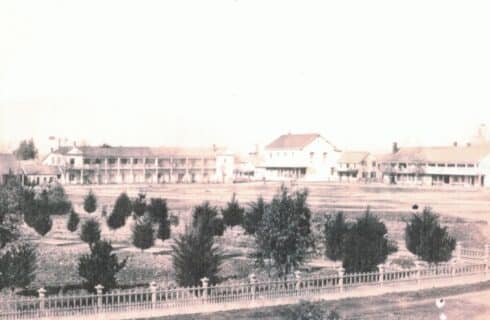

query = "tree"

[
  {"left": 157, "top": 219, "right": 171, "bottom": 241},
  {"left": 172, "top": 226, "right": 222, "bottom": 287},
  {"left": 132, "top": 193, "right": 147, "bottom": 217},
  {"left": 83, "top": 190, "right": 98, "bottom": 214},
  {"left": 192, "top": 202, "right": 224, "bottom": 237},
  {"left": 254, "top": 186, "right": 314, "bottom": 277},
  {"left": 67, "top": 209, "right": 80, "bottom": 232},
  {"left": 147, "top": 198, "right": 167, "bottom": 223},
  {"left": 132, "top": 218, "right": 155, "bottom": 251},
  {"left": 342, "top": 209, "right": 397, "bottom": 273},
  {"left": 221, "top": 193, "right": 244, "bottom": 228},
  {"left": 46, "top": 184, "right": 72, "bottom": 215},
  {"left": 80, "top": 219, "right": 101, "bottom": 247},
  {"left": 405, "top": 207, "right": 456, "bottom": 264},
  {"left": 14, "top": 139, "right": 38, "bottom": 160},
  {"left": 0, "top": 177, "right": 24, "bottom": 248},
  {"left": 324, "top": 212, "right": 349, "bottom": 261},
  {"left": 78, "top": 240, "right": 127, "bottom": 292},
  {"left": 107, "top": 193, "right": 132, "bottom": 230},
  {"left": 0, "top": 242, "right": 37, "bottom": 291},
  {"left": 243, "top": 196, "right": 266, "bottom": 235}
]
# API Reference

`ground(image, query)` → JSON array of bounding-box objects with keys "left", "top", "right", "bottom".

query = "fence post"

[
  {"left": 201, "top": 277, "right": 209, "bottom": 301},
  {"left": 452, "top": 260, "right": 457, "bottom": 278},
  {"left": 38, "top": 287, "right": 46, "bottom": 317},
  {"left": 455, "top": 241, "right": 462, "bottom": 261},
  {"left": 377, "top": 264, "right": 384, "bottom": 287},
  {"left": 95, "top": 284, "right": 104, "bottom": 311},
  {"left": 150, "top": 281, "right": 157, "bottom": 308},
  {"left": 415, "top": 262, "right": 421, "bottom": 287},
  {"left": 337, "top": 267, "right": 345, "bottom": 293},
  {"left": 294, "top": 270, "right": 302, "bottom": 295},
  {"left": 249, "top": 273, "right": 256, "bottom": 300}
]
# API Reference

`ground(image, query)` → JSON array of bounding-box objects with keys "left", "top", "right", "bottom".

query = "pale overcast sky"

[{"left": 1, "top": 1, "right": 489, "bottom": 154}]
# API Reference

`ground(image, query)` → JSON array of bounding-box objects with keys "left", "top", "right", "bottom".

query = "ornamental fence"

[{"left": 1, "top": 243, "right": 489, "bottom": 319}]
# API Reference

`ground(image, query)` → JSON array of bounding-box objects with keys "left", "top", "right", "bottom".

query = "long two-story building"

[{"left": 43, "top": 145, "right": 234, "bottom": 184}]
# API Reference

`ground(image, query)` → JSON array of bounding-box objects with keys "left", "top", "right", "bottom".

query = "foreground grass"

[{"left": 150, "top": 281, "right": 490, "bottom": 320}]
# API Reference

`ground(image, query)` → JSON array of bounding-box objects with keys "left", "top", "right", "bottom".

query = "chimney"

[
  {"left": 392, "top": 142, "right": 399, "bottom": 154},
  {"left": 453, "top": 141, "right": 458, "bottom": 147}
]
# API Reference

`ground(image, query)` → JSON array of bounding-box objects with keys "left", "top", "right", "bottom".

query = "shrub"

[
  {"left": 83, "top": 190, "right": 98, "bottom": 214},
  {"left": 67, "top": 210, "right": 80, "bottom": 232},
  {"left": 132, "top": 218, "right": 155, "bottom": 251},
  {"left": 324, "top": 212, "right": 349, "bottom": 261},
  {"left": 157, "top": 219, "right": 171, "bottom": 241},
  {"left": 47, "top": 184, "right": 72, "bottom": 215},
  {"left": 0, "top": 242, "right": 37, "bottom": 290},
  {"left": 132, "top": 193, "right": 147, "bottom": 217},
  {"left": 405, "top": 207, "right": 456, "bottom": 264},
  {"left": 243, "top": 196, "right": 266, "bottom": 235},
  {"left": 222, "top": 193, "right": 244, "bottom": 228},
  {"left": 80, "top": 219, "right": 101, "bottom": 247},
  {"left": 172, "top": 226, "right": 223, "bottom": 287},
  {"left": 78, "top": 240, "right": 127, "bottom": 292},
  {"left": 32, "top": 213, "right": 53, "bottom": 236},
  {"left": 113, "top": 193, "right": 132, "bottom": 218},
  {"left": 147, "top": 198, "right": 168, "bottom": 223},
  {"left": 192, "top": 202, "right": 224, "bottom": 237}
]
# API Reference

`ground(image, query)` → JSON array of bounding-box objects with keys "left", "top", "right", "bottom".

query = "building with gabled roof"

[
  {"left": 380, "top": 142, "right": 490, "bottom": 187},
  {"left": 42, "top": 144, "right": 234, "bottom": 184},
  {"left": 337, "top": 151, "right": 380, "bottom": 182},
  {"left": 19, "top": 160, "right": 62, "bottom": 185},
  {"left": 259, "top": 133, "right": 341, "bottom": 181},
  {"left": 0, "top": 153, "right": 20, "bottom": 184}
]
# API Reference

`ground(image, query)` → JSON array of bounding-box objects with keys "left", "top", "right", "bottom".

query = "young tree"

[
  {"left": 324, "top": 212, "right": 349, "bottom": 261},
  {"left": 147, "top": 198, "right": 167, "bottom": 223},
  {"left": 342, "top": 209, "right": 397, "bottom": 273},
  {"left": 14, "top": 139, "right": 38, "bottom": 160},
  {"left": 254, "top": 186, "right": 314, "bottom": 277},
  {"left": 80, "top": 219, "right": 101, "bottom": 247},
  {"left": 132, "top": 218, "right": 155, "bottom": 251},
  {"left": 132, "top": 193, "right": 147, "bottom": 217},
  {"left": 78, "top": 240, "right": 127, "bottom": 292},
  {"left": 243, "top": 196, "right": 266, "bottom": 235},
  {"left": 107, "top": 193, "right": 132, "bottom": 230},
  {"left": 46, "top": 184, "right": 72, "bottom": 215},
  {"left": 192, "top": 202, "right": 224, "bottom": 237},
  {"left": 172, "top": 226, "right": 223, "bottom": 287},
  {"left": 83, "top": 189, "right": 98, "bottom": 214},
  {"left": 405, "top": 207, "right": 456, "bottom": 264},
  {"left": 157, "top": 219, "right": 171, "bottom": 241},
  {"left": 67, "top": 209, "right": 80, "bottom": 232},
  {"left": 221, "top": 193, "right": 244, "bottom": 228},
  {"left": 0, "top": 242, "right": 37, "bottom": 291}
]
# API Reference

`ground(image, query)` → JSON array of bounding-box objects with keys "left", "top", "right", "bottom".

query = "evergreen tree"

[
  {"left": 157, "top": 219, "right": 171, "bottom": 241},
  {"left": 83, "top": 189, "right": 98, "bottom": 214},
  {"left": 14, "top": 139, "right": 38, "bottom": 160},
  {"left": 47, "top": 184, "right": 72, "bottom": 215},
  {"left": 107, "top": 193, "right": 132, "bottom": 230},
  {"left": 405, "top": 207, "right": 456, "bottom": 264},
  {"left": 243, "top": 196, "right": 266, "bottom": 235},
  {"left": 147, "top": 198, "right": 168, "bottom": 223},
  {"left": 67, "top": 209, "right": 80, "bottom": 232},
  {"left": 132, "top": 218, "right": 155, "bottom": 251},
  {"left": 80, "top": 219, "right": 101, "bottom": 247},
  {"left": 221, "top": 193, "right": 244, "bottom": 228},
  {"left": 78, "top": 240, "right": 127, "bottom": 292},
  {"left": 192, "top": 202, "right": 224, "bottom": 237},
  {"left": 254, "top": 186, "right": 314, "bottom": 277},
  {"left": 324, "top": 212, "right": 349, "bottom": 261},
  {"left": 132, "top": 193, "right": 147, "bottom": 217},
  {"left": 342, "top": 209, "right": 397, "bottom": 273},
  {"left": 172, "top": 226, "right": 222, "bottom": 287},
  {"left": 0, "top": 242, "right": 37, "bottom": 290}
]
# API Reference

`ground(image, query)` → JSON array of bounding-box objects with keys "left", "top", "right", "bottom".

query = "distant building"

[
  {"left": 42, "top": 145, "right": 234, "bottom": 184},
  {"left": 380, "top": 142, "right": 490, "bottom": 187},
  {"left": 0, "top": 153, "right": 20, "bottom": 185},
  {"left": 258, "top": 133, "right": 341, "bottom": 181},
  {"left": 337, "top": 151, "right": 379, "bottom": 182},
  {"left": 19, "top": 160, "right": 61, "bottom": 185}
]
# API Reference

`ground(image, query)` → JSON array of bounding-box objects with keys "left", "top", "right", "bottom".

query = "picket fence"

[{"left": 1, "top": 244, "right": 488, "bottom": 319}]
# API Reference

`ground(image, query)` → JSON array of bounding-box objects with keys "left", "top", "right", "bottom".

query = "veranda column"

[
  {"left": 117, "top": 158, "right": 121, "bottom": 183},
  {"left": 484, "top": 244, "right": 489, "bottom": 278},
  {"left": 104, "top": 158, "right": 108, "bottom": 184},
  {"left": 154, "top": 158, "right": 158, "bottom": 183},
  {"left": 143, "top": 157, "right": 146, "bottom": 183}
]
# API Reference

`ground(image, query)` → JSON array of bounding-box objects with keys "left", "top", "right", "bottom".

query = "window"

[
  {"left": 447, "top": 164, "right": 455, "bottom": 167},
  {"left": 372, "top": 161, "right": 376, "bottom": 167},
  {"left": 429, "top": 163, "right": 436, "bottom": 167},
  {"left": 437, "top": 164, "right": 446, "bottom": 167},
  {"left": 310, "top": 152, "right": 314, "bottom": 159},
  {"left": 70, "top": 158, "right": 75, "bottom": 165},
  {"left": 457, "top": 164, "right": 465, "bottom": 168},
  {"left": 468, "top": 164, "right": 475, "bottom": 168},
  {"left": 95, "top": 159, "right": 101, "bottom": 164},
  {"left": 83, "top": 158, "right": 90, "bottom": 164}
]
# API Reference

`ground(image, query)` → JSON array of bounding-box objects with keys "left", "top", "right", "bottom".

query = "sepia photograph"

[{"left": 1, "top": 1, "right": 490, "bottom": 319}]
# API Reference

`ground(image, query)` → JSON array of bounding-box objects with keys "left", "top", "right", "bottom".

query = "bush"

[
  {"left": 78, "top": 240, "right": 127, "bottom": 292},
  {"left": 132, "top": 218, "right": 155, "bottom": 251},
  {"left": 192, "top": 202, "right": 224, "bottom": 237},
  {"left": 342, "top": 209, "right": 397, "bottom": 273},
  {"left": 132, "top": 193, "right": 147, "bottom": 217},
  {"left": 67, "top": 210, "right": 80, "bottom": 232},
  {"left": 147, "top": 198, "right": 168, "bottom": 223},
  {"left": 172, "top": 226, "right": 223, "bottom": 287},
  {"left": 83, "top": 190, "right": 98, "bottom": 214},
  {"left": 80, "top": 219, "right": 101, "bottom": 247},
  {"left": 222, "top": 193, "right": 244, "bottom": 228},
  {"left": 282, "top": 301, "right": 327, "bottom": 320},
  {"left": 405, "top": 207, "right": 456, "bottom": 264},
  {"left": 113, "top": 192, "right": 132, "bottom": 218},
  {"left": 0, "top": 242, "right": 37, "bottom": 290},
  {"left": 324, "top": 212, "right": 349, "bottom": 261},
  {"left": 242, "top": 196, "right": 266, "bottom": 235},
  {"left": 46, "top": 184, "right": 72, "bottom": 215},
  {"left": 157, "top": 219, "right": 171, "bottom": 241},
  {"left": 32, "top": 212, "right": 53, "bottom": 236}
]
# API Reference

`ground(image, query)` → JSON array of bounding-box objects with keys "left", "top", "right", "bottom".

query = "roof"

[
  {"left": 382, "top": 144, "right": 490, "bottom": 164},
  {"left": 20, "top": 160, "right": 61, "bottom": 175},
  {"left": 52, "top": 146, "right": 225, "bottom": 158},
  {"left": 266, "top": 133, "right": 322, "bottom": 150},
  {"left": 338, "top": 151, "right": 370, "bottom": 163},
  {"left": 0, "top": 154, "right": 19, "bottom": 175}
]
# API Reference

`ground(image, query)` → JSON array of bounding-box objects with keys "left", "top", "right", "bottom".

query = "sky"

[{"left": 1, "top": 0, "right": 489, "bottom": 155}]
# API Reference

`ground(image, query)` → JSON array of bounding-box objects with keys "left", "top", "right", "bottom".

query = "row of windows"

[
  {"left": 269, "top": 152, "right": 329, "bottom": 159},
  {"left": 390, "top": 162, "right": 477, "bottom": 169},
  {"left": 77, "top": 158, "right": 212, "bottom": 165}
]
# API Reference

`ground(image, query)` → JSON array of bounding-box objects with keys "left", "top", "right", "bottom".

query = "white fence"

[{"left": 1, "top": 244, "right": 489, "bottom": 319}]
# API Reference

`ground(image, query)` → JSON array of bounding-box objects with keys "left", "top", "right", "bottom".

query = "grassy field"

[{"left": 16, "top": 182, "right": 490, "bottom": 293}]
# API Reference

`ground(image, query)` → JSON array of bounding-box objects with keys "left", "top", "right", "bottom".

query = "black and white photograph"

[{"left": 1, "top": 1, "right": 490, "bottom": 319}]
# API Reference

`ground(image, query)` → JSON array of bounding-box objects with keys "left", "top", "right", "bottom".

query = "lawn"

[{"left": 13, "top": 182, "right": 490, "bottom": 295}]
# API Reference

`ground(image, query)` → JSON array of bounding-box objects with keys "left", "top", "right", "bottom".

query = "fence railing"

[{"left": 1, "top": 245, "right": 489, "bottom": 319}]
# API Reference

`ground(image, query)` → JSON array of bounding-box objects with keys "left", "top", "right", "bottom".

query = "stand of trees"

[{"left": 14, "top": 139, "right": 38, "bottom": 160}]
